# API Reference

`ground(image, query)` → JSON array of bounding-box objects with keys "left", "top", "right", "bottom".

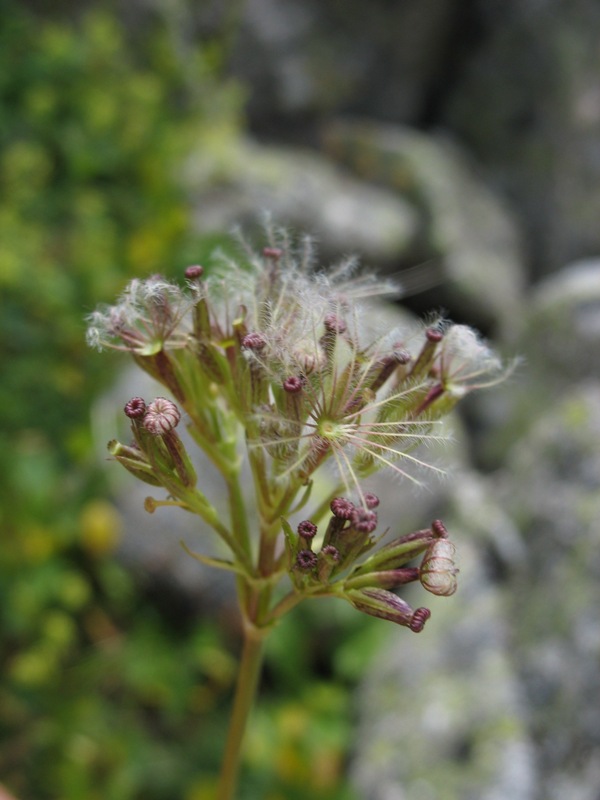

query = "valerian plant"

[{"left": 87, "top": 227, "right": 507, "bottom": 799}]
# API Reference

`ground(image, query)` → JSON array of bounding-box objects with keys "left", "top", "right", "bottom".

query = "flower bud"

[
  {"left": 296, "top": 549, "right": 318, "bottom": 572},
  {"left": 363, "top": 492, "right": 380, "bottom": 510},
  {"left": 317, "top": 544, "right": 340, "bottom": 583},
  {"left": 184, "top": 265, "right": 204, "bottom": 280},
  {"left": 345, "top": 588, "right": 431, "bottom": 632},
  {"left": 351, "top": 508, "right": 378, "bottom": 534},
  {"left": 322, "top": 497, "right": 355, "bottom": 547},
  {"left": 297, "top": 520, "right": 317, "bottom": 547},
  {"left": 419, "top": 539, "right": 458, "bottom": 596},
  {"left": 143, "top": 397, "right": 181, "bottom": 435},
  {"left": 330, "top": 497, "right": 355, "bottom": 520},
  {"left": 241, "top": 332, "right": 267, "bottom": 351},
  {"left": 263, "top": 246, "right": 283, "bottom": 261},
  {"left": 283, "top": 375, "right": 304, "bottom": 394},
  {"left": 124, "top": 397, "right": 146, "bottom": 419}
]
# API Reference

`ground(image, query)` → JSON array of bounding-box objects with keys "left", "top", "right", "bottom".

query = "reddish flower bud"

[
  {"left": 242, "top": 332, "right": 267, "bottom": 350},
  {"left": 321, "top": 544, "right": 340, "bottom": 561},
  {"left": 409, "top": 607, "right": 431, "bottom": 632},
  {"left": 426, "top": 327, "right": 444, "bottom": 343},
  {"left": 363, "top": 492, "right": 380, "bottom": 510},
  {"left": 317, "top": 544, "right": 340, "bottom": 582},
  {"left": 346, "top": 587, "right": 430, "bottom": 632},
  {"left": 296, "top": 549, "right": 318, "bottom": 571},
  {"left": 283, "top": 375, "right": 304, "bottom": 393},
  {"left": 184, "top": 265, "right": 204, "bottom": 280},
  {"left": 143, "top": 397, "right": 181, "bottom": 435},
  {"left": 323, "top": 313, "right": 347, "bottom": 334},
  {"left": 351, "top": 508, "right": 378, "bottom": 534},
  {"left": 330, "top": 497, "right": 355, "bottom": 520},
  {"left": 297, "top": 520, "right": 317, "bottom": 540},
  {"left": 263, "top": 246, "right": 283, "bottom": 260},
  {"left": 431, "top": 519, "right": 449, "bottom": 538},
  {"left": 124, "top": 397, "right": 146, "bottom": 419}
]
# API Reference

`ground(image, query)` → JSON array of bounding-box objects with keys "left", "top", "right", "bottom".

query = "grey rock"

[
  {"left": 499, "top": 382, "right": 600, "bottom": 800},
  {"left": 227, "top": 0, "right": 458, "bottom": 124},
  {"left": 322, "top": 119, "right": 526, "bottom": 338},
  {"left": 186, "top": 139, "right": 419, "bottom": 266},
  {"left": 523, "top": 258, "right": 600, "bottom": 383},
  {"left": 480, "top": 258, "right": 600, "bottom": 465},
  {"left": 444, "top": 0, "right": 600, "bottom": 275}
]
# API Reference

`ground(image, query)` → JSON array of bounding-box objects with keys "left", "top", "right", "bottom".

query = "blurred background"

[{"left": 2, "top": 1, "right": 600, "bottom": 799}]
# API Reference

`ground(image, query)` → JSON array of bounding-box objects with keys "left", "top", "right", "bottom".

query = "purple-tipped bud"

[
  {"left": 346, "top": 587, "right": 430, "bottom": 632},
  {"left": 323, "top": 313, "right": 347, "bottom": 334},
  {"left": 296, "top": 549, "right": 318, "bottom": 571},
  {"left": 242, "top": 332, "right": 267, "bottom": 350},
  {"left": 317, "top": 543, "right": 340, "bottom": 582},
  {"left": 420, "top": 539, "right": 458, "bottom": 596},
  {"left": 426, "top": 327, "right": 444, "bottom": 343},
  {"left": 321, "top": 544, "right": 340, "bottom": 561},
  {"left": 330, "top": 497, "right": 355, "bottom": 520},
  {"left": 283, "top": 375, "right": 304, "bottom": 394},
  {"left": 124, "top": 397, "right": 146, "bottom": 419},
  {"left": 297, "top": 520, "right": 317, "bottom": 540},
  {"left": 185, "top": 265, "right": 204, "bottom": 280},
  {"left": 363, "top": 492, "right": 380, "bottom": 510},
  {"left": 409, "top": 607, "right": 431, "bottom": 632},
  {"left": 263, "top": 246, "right": 283, "bottom": 261},
  {"left": 351, "top": 508, "right": 378, "bottom": 534},
  {"left": 431, "top": 519, "right": 449, "bottom": 538},
  {"left": 143, "top": 397, "right": 181, "bottom": 435}
]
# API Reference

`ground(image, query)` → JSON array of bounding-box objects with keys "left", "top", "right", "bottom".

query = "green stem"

[{"left": 216, "top": 624, "right": 265, "bottom": 800}]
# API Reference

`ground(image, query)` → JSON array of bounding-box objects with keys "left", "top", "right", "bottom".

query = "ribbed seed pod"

[{"left": 419, "top": 539, "right": 458, "bottom": 596}]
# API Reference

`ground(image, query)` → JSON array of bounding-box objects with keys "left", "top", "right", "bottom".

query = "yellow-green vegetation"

[{"left": 0, "top": 5, "right": 369, "bottom": 798}]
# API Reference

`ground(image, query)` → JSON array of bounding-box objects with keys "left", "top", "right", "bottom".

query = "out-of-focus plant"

[
  {"left": 0, "top": 3, "right": 244, "bottom": 797},
  {"left": 0, "top": 1, "right": 242, "bottom": 462},
  {"left": 88, "top": 223, "right": 508, "bottom": 799}
]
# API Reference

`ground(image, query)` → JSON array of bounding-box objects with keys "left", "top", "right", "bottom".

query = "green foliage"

[
  {"left": 0, "top": 4, "right": 378, "bottom": 797},
  {"left": 0, "top": 3, "right": 246, "bottom": 797},
  {"left": 0, "top": 1, "right": 242, "bottom": 459}
]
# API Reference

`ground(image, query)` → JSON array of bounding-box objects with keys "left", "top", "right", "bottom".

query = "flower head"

[
  {"left": 86, "top": 276, "right": 193, "bottom": 355},
  {"left": 89, "top": 225, "right": 506, "bottom": 635},
  {"left": 436, "top": 324, "right": 505, "bottom": 397}
]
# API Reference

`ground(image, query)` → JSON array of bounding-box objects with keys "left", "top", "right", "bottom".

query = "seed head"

[{"left": 86, "top": 276, "right": 192, "bottom": 354}]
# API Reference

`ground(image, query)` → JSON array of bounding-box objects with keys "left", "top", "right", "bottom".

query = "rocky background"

[{"left": 110, "top": 2, "right": 600, "bottom": 798}]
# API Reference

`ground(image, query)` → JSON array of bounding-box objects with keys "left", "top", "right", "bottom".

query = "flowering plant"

[{"left": 87, "top": 227, "right": 505, "bottom": 798}]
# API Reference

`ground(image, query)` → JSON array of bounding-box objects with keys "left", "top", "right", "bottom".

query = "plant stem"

[{"left": 216, "top": 622, "right": 265, "bottom": 800}]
